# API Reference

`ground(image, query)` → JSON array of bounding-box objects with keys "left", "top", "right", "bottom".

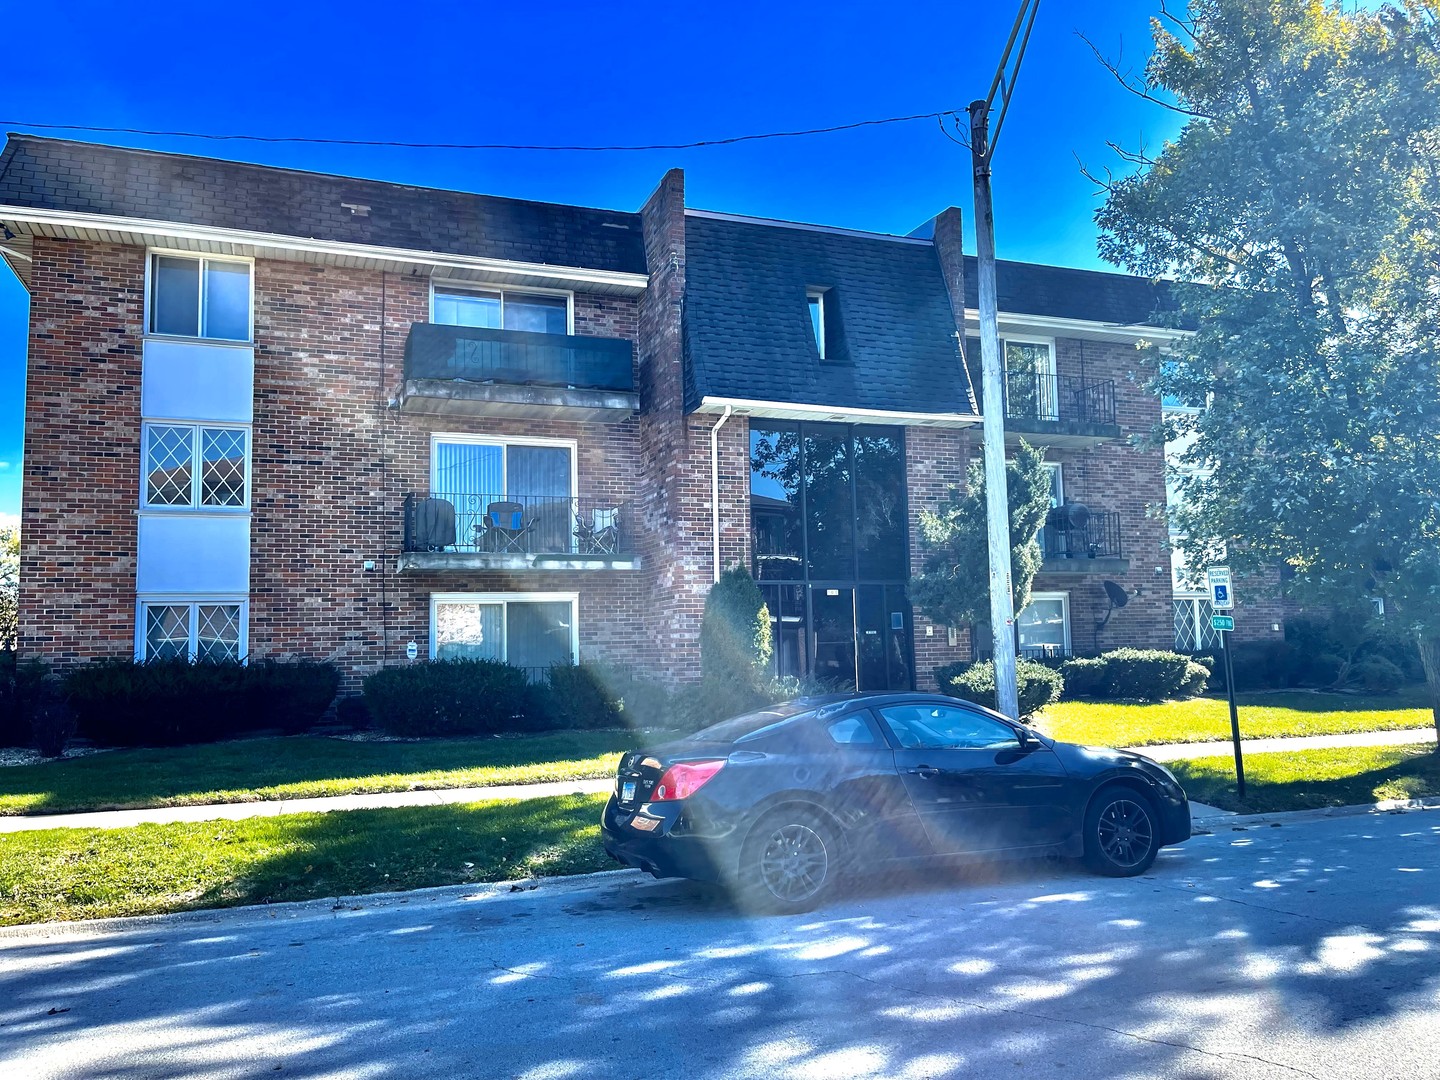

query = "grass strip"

[
  {"left": 0, "top": 793, "right": 612, "bottom": 926},
  {"left": 1036, "top": 688, "right": 1433, "bottom": 748},
  {"left": 0, "top": 731, "right": 642, "bottom": 816},
  {"left": 1171, "top": 744, "right": 1440, "bottom": 814}
]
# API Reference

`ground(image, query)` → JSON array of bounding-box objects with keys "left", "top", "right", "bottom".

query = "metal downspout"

[{"left": 710, "top": 404, "right": 734, "bottom": 583}]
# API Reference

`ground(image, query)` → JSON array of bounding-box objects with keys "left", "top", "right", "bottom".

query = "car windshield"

[{"left": 686, "top": 700, "right": 819, "bottom": 744}]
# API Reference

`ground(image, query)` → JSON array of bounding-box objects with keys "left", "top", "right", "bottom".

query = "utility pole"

[
  {"left": 969, "top": 101, "right": 1019, "bottom": 721},
  {"left": 966, "top": 0, "right": 1040, "bottom": 721}
]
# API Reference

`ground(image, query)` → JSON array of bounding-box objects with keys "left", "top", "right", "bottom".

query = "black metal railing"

[
  {"left": 404, "top": 492, "right": 632, "bottom": 557},
  {"left": 404, "top": 322, "right": 635, "bottom": 393},
  {"left": 1042, "top": 508, "right": 1123, "bottom": 561},
  {"left": 1005, "top": 371, "right": 1117, "bottom": 426}
]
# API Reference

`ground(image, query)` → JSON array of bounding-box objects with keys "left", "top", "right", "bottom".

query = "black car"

[{"left": 601, "top": 691, "right": 1191, "bottom": 913}]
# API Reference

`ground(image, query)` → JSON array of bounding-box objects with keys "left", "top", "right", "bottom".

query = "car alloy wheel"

[
  {"left": 758, "top": 822, "right": 830, "bottom": 903},
  {"left": 1084, "top": 788, "right": 1159, "bottom": 877}
]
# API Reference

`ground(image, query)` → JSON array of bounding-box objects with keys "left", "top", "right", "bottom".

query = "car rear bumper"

[{"left": 600, "top": 796, "right": 739, "bottom": 884}]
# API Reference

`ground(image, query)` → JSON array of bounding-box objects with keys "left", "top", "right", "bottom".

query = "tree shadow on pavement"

[{"left": 1, "top": 813, "right": 1437, "bottom": 1079}]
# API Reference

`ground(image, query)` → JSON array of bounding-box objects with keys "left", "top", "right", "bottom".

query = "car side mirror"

[{"left": 1016, "top": 727, "right": 1040, "bottom": 749}]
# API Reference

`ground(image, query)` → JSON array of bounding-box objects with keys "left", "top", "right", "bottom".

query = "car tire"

[
  {"left": 1083, "top": 785, "right": 1160, "bottom": 877},
  {"left": 738, "top": 807, "right": 841, "bottom": 915}
]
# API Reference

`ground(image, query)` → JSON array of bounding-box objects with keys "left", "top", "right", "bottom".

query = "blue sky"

[{"left": 0, "top": 0, "right": 1183, "bottom": 524}]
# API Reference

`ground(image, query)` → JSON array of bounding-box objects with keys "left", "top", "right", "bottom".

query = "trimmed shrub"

[
  {"left": 542, "top": 663, "right": 623, "bottom": 730},
  {"left": 938, "top": 659, "right": 1063, "bottom": 718},
  {"left": 700, "top": 567, "right": 772, "bottom": 685},
  {"left": 1352, "top": 655, "right": 1406, "bottom": 693},
  {"left": 1229, "top": 640, "right": 1305, "bottom": 691},
  {"left": 1057, "top": 656, "right": 1107, "bottom": 699},
  {"left": 66, "top": 657, "right": 339, "bottom": 747},
  {"left": 1059, "top": 649, "right": 1209, "bottom": 701},
  {"left": 0, "top": 650, "right": 47, "bottom": 748},
  {"left": 246, "top": 659, "right": 341, "bottom": 735},
  {"left": 363, "top": 659, "right": 538, "bottom": 737},
  {"left": 1179, "top": 660, "right": 1212, "bottom": 698},
  {"left": 335, "top": 694, "right": 373, "bottom": 730}
]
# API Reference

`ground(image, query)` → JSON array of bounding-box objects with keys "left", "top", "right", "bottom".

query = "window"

[
  {"left": 149, "top": 254, "right": 252, "bottom": 341},
  {"left": 807, "top": 290, "right": 827, "bottom": 359},
  {"left": 430, "top": 593, "right": 578, "bottom": 674},
  {"left": 140, "top": 600, "right": 246, "bottom": 662},
  {"left": 1041, "top": 463, "right": 1063, "bottom": 509},
  {"left": 431, "top": 435, "right": 575, "bottom": 550},
  {"left": 144, "top": 424, "right": 249, "bottom": 509},
  {"left": 1017, "top": 593, "right": 1070, "bottom": 659},
  {"left": 826, "top": 714, "right": 879, "bottom": 746},
  {"left": 432, "top": 287, "right": 570, "bottom": 335},
  {"left": 877, "top": 703, "right": 1018, "bottom": 750},
  {"left": 1004, "top": 339, "right": 1058, "bottom": 420}
]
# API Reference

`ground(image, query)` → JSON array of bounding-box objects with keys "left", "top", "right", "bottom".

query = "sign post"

[{"left": 1208, "top": 567, "right": 1245, "bottom": 800}]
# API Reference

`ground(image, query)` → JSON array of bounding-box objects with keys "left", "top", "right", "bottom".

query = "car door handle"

[{"left": 906, "top": 766, "right": 941, "bottom": 779}]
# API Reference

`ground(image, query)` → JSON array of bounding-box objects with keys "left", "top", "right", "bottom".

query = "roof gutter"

[
  {"left": 0, "top": 205, "right": 651, "bottom": 293},
  {"left": 710, "top": 403, "right": 734, "bottom": 584},
  {"left": 695, "top": 396, "right": 981, "bottom": 428}
]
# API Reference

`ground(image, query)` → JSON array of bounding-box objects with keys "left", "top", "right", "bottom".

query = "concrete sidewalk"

[{"left": 0, "top": 726, "right": 1433, "bottom": 834}]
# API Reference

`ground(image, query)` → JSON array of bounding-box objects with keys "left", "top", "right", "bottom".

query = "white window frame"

[
  {"left": 135, "top": 597, "right": 249, "bottom": 663},
  {"left": 429, "top": 280, "right": 575, "bottom": 335},
  {"left": 144, "top": 249, "right": 255, "bottom": 344},
  {"left": 141, "top": 421, "right": 252, "bottom": 511},
  {"left": 1017, "top": 591, "right": 1071, "bottom": 656},
  {"left": 428, "top": 432, "right": 578, "bottom": 498},
  {"left": 1041, "top": 462, "right": 1064, "bottom": 508},
  {"left": 428, "top": 591, "right": 580, "bottom": 665},
  {"left": 1002, "top": 336, "right": 1058, "bottom": 419},
  {"left": 807, "top": 289, "right": 827, "bottom": 360}
]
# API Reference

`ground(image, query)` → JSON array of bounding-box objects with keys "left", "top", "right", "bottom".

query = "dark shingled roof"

[
  {"left": 683, "top": 215, "right": 976, "bottom": 415},
  {"left": 965, "top": 255, "right": 1175, "bottom": 326},
  {"left": 0, "top": 135, "right": 647, "bottom": 274}
]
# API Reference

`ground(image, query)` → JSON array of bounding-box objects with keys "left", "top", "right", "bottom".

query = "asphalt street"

[{"left": 1, "top": 808, "right": 1437, "bottom": 1080}]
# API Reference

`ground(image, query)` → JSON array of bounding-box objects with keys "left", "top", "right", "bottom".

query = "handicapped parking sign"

[{"left": 1207, "top": 566, "right": 1234, "bottom": 611}]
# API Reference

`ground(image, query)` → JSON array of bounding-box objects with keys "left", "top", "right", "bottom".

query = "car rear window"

[{"left": 686, "top": 701, "right": 817, "bottom": 744}]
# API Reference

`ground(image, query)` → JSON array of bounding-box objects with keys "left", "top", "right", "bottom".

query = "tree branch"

[{"left": 1074, "top": 30, "right": 1217, "bottom": 119}]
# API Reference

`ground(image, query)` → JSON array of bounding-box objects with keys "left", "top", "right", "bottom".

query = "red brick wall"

[
  {"left": 906, "top": 427, "right": 974, "bottom": 685},
  {"left": 248, "top": 259, "right": 657, "bottom": 687},
  {"left": 18, "top": 238, "right": 144, "bottom": 664}
]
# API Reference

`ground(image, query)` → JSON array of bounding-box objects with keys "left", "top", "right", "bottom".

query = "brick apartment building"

[{"left": 0, "top": 135, "right": 1282, "bottom": 691}]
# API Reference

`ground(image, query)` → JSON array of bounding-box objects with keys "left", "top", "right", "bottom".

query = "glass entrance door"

[
  {"left": 810, "top": 588, "right": 856, "bottom": 687},
  {"left": 856, "top": 585, "right": 914, "bottom": 691}
]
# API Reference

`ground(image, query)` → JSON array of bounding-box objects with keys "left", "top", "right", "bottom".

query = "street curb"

[
  {"left": 1191, "top": 794, "right": 1440, "bottom": 830},
  {"left": 0, "top": 867, "right": 650, "bottom": 941}
]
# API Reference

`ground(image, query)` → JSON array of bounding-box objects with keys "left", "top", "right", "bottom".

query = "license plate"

[{"left": 621, "top": 781, "right": 637, "bottom": 803}]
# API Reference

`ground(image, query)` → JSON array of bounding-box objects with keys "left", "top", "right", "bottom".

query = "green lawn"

[
  {"left": 1171, "top": 744, "right": 1440, "bottom": 814},
  {"left": 0, "top": 731, "right": 642, "bottom": 817},
  {"left": 1034, "top": 687, "right": 1434, "bottom": 748},
  {"left": 0, "top": 793, "right": 612, "bottom": 926}
]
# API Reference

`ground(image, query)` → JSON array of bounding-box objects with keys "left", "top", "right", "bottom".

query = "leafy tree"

[
  {"left": 910, "top": 441, "right": 1052, "bottom": 631},
  {"left": 700, "top": 566, "right": 773, "bottom": 685},
  {"left": 1089, "top": 1, "right": 1440, "bottom": 736},
  {"left": 0, "top": 526, "right": 17, "bottom": 651}
]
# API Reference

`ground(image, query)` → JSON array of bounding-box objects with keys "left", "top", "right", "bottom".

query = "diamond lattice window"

[
  {"left": 200, "top": 429, "right": 247, "bottom": 507},
  {"left": 195, "top": 605, "right": 242, "bottom": 662},
  {"left": 145, "top": 604, "right": 190, "bottom": 660},
  {"left": 146, "top": 426, "right": 195, "bottom": 506}
]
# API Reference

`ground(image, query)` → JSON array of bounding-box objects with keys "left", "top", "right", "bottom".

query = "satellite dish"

[{"left": 1096, "top": 580, "right": 1132, "bottom": 633}]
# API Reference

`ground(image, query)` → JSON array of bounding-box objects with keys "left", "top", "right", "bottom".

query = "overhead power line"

[{"left": 0, "top": 110, "right": 963, "bottom": 152}]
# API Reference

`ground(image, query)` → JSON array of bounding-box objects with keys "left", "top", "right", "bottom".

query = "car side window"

[
  {"left": 877, "top": 704, "right": 1019, "bottom": 750},
  {"left": 826, "top": 714, "right": 879, "bottom": 747}
]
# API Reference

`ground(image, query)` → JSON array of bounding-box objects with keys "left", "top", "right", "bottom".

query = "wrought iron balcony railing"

[
  {"left": 1042, "top": 507, "right": 1123, "bottom": 561},
  {"left": 404, "top": 322, "right": 634, "bottom": 393},
  {"left": 403, "top": 492, "right": 632, "bottom": 557},
  {"left": 1005, "top": 371, "right": 1117, "bottom": 426}
]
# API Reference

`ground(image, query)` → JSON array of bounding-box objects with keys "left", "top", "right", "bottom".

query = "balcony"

[
  {"left": 396, "top": 492, "right": 641, "bottom": 572},
  {"left": 1002, "top": 371, "right": 1121, "bottom": 448},
  {"left": 398, "top": 323, "right": 639, "bottom": 422},
  {"left": 1040, "top": 506, "right": 1128, "bottom": 574}
]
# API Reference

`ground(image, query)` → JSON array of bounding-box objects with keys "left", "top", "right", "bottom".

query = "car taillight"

[{"left": 650, "top": 760, "right": 726, "bottom": 802}]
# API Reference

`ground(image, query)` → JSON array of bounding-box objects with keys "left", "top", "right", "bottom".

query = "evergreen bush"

[
  {"left": 937, "top": 659, "right": 1063, "bottom": 717},
  {"left": 363, "top": 659, "right": 538, "bottom": 737}
]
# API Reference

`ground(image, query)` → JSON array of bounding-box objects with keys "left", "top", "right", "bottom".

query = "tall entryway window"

[
  {"left": 431, "top": 435, "right": 575, "bottom": 553},
  {"left": 750, "top": 421, "right": 912, "bottom": 691}
]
